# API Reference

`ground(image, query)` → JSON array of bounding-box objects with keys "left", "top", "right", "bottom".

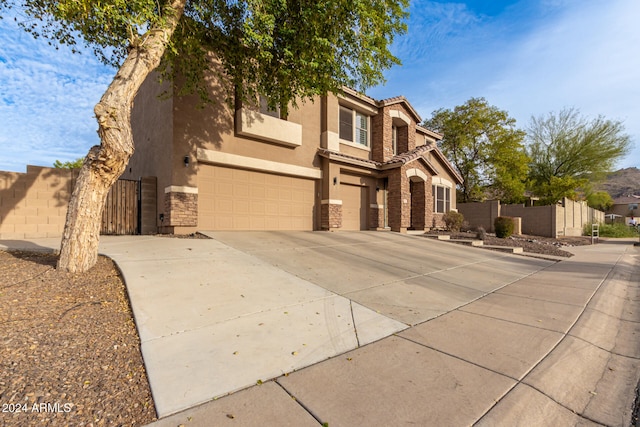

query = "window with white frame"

[
  {"left": 432, "top": 185, "right": 451, "bottom": 213},
  {"left": 339, "top": 105, "right": 369, "bottom": 147}
]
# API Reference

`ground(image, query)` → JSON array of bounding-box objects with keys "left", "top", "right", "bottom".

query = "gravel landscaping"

[
  {"left": 425, "top": 231, "right": 594, "bottom": 257},
  {"left": 0, "top": 251, "right": 156, "bottom": 427}
]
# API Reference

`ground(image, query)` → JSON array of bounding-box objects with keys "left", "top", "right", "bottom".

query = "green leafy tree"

[
  {"left": 526, "top": 108, "right": 631, "bottom": 205},
  {"left": 585, "top": 191, "right": 614, "bottom": 211},
  {"left": 1, "top": 0, "right": 408, "bottom": 272},
  {"left": 53, "top": 158, "right": 84, "bottom": 169},
  {"left": 423, "top": 97, "right": 528, "bottom": 203}
]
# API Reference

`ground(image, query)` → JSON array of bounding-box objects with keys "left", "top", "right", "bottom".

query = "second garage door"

[
  {"left": 198, "top": 165, "right": 315, "bottom": 230},
  {"left": 341, "top": 184, "right": 368, "bottom": 230}
]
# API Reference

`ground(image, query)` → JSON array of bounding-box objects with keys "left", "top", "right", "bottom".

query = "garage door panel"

[
  {"left": 341, "top": 184, "right": 368, "bottom": 231},
  {"left": 279, "top": 189, "right": 292, "bottom": 200},
  {"left": 265, "top": 188, "right": 279, "bottom": 200},
  {"left": 215, "top": 167, "right": 234, "bottom": 180},
  {"left": 199, "top": 165, "right": 314, "bottom": 230},
  {"left": 265, "top": 202, "right": 279, "bottom": 215},
  {"left": 234, "top": 200, "right": 250, "bottom": 215},
  {"left": 216, "top": 182, "right": 234, "bottom": 197},
  {"left": 250, "top": 201, "right": 265, "bottom": 215},
  {"left": 250, "top": 186, "right": 266, "bottom": 198},
  {"left": 215, "top": 199, "right": 233, "bottom": 214}
]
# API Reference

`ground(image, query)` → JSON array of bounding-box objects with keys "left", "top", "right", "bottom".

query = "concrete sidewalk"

[
  {"left": 1, "top": 234, "right": 638, "bottom": 425},
  {"left": 145, "top": 235, "right": 640, "bottom": 426}
]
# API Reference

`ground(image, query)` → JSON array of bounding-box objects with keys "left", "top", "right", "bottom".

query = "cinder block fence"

[
  {"left": 0, "top": 165, "right": 156, "bottom": 239},
  {"left": 458, "top": 198, "right": 604, "bottom": 238}
]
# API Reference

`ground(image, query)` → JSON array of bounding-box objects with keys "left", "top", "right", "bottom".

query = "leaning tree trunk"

[{"left": 58, "top": 0, "right": 187, "bottom": 272}]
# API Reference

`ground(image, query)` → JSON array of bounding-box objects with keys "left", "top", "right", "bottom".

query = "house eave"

[{"left": 317, "top": 148, "right": 379, "bottom": 170}]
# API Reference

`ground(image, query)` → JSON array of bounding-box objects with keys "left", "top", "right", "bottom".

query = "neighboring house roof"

[{"left": 317, "top": 144, "right": 463, "bottom": 185}]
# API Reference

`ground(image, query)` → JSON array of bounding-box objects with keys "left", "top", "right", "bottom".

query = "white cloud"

[
  {"left": 0, "top": 15, "right": 113, "bottom": 172},
  {"left": 369, "top": 0, "right": 639, "bottom": 168}
]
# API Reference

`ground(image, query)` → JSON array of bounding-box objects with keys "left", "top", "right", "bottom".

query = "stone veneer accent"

[
  {"left": 410, "top": 181, "right": 426, "bottom": 230},
  {"left": 321, "top": 201, "right": 342, "bottom": 229},
  {"left": 369, "top": 205, "right": 383, "bottom": 229},
  {"left": 164, "top": 191, "right": 198, "bottom": 227},
  {"left": 371, "top": 104, "right": 418, "bottom": 164}
]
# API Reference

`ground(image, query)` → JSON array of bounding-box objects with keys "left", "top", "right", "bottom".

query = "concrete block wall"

[
  {"left": 0, "top": 166, "right": 77, "bottom": 239},
  {"left": 502, "top": 204, "right": 556, "bottom": 237},
  {"left": 457, "top": 200, "right": 500, "bottom": 232},
  {"left": 460, "top": 198, "right": 606, "bottom": 238},
  {"left": 560, "top": 198, "right": 604, "bottom": 237},
  {"left": 0, "top": 165, "right": 159, "bottom": 239}
]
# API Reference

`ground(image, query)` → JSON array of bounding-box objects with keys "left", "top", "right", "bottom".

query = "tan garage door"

[
  {"left": 341, "top": 184, "right": 368, "bottom": 230},
  {"left": 198, "top": 165, "right": 315, "bottom": 230}
]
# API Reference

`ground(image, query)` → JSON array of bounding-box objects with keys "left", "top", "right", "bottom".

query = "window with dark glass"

[
  {"left": 339, "top": 105, "right": 369, "bottom": 147},
  {"left": 432, "top": 185, "right": 451, "bottom": 213},
  {"left": 259, "top": 94, "right": 281, "bottom": 119},
  {"left": 339, "top": 106, "right": 353, "bottom": 141}
]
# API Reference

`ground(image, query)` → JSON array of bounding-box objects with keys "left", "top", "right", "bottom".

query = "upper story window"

[
  {"left": 259, "top": 94, "right": 282, "bottom": 119},
  {"left": 235, "top": 94, "right": 301, "bottom": 147},
  {"left": 392, "top": 125, "right": 398, "bottom": 155},
  {"left": 339, "top": 105, "right": 369, "bottom": 147}
]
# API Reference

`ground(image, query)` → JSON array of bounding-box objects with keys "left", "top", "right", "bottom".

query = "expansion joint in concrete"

[
  {"left": 349, "top": 300, "right": 361, "bottom": 347},
  {"left": 275, "top": 380, "right": 326, "bottom": 426}
]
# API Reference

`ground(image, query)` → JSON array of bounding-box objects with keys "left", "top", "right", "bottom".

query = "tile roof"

[
  {"left": 384, "top": 144, "right": 434, "bottom": 165},
  {"left": 318, "top": 143, "right": 464, "bottom": 185},
  {"left": 378, "top": 95, "right": 422, "bottom": 123},
  {"left": 318, "top": 144, "right": 436, "bottom": 168},
  {"left": 341, "top": 87, "right": 423, "bottom": 123},
  {"left": 317, "top": 148, "right": 380, "bottom": 167}
]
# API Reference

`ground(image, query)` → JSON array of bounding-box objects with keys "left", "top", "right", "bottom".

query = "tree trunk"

[{"left": 57, "top": 0, "right": 187, "bottom": 272}]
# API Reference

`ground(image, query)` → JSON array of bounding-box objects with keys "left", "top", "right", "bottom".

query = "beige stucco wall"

[
  {"left": 124, "top": 73, "right": 174, "bottom": 228},
  {"left": 176, "top": 91, "right": 323, "bottom": 172}
]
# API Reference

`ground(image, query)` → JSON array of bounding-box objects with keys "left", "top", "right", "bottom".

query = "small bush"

[
  {"left": 494, "top": 216, "right": 514, "bottom": 238},
  {"left": 476, "top": 226, "right": 486, "bottom": 241},
  {"left": 443, "top": 211, "right": 464, "bottom": 232}
]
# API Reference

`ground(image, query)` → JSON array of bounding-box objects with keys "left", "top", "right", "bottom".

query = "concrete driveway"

[
  {"left": 144, "top": 232, "right": 639, "bottom": 426},
  {"left": 3, "top": 232, "right": 638, "bottom": 425},
  {"left": 205, "top": 231, "right": 556, "bottom": 325},
  {"left": 102, "top": 231, "right": 559, "bottom": 417}
]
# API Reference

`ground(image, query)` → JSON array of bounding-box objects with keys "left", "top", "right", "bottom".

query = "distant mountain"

[{"left": 598, "top": 167, "right": 640, "bottom": 199}]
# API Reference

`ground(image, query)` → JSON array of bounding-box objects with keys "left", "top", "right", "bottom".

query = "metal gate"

[{"left": 101, "top": 179, "right": 139, "bottom": 235}]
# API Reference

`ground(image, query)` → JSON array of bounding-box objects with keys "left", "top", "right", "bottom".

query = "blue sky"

[{"left": 0, "top": 0, "right": 638, "bottom": 173}]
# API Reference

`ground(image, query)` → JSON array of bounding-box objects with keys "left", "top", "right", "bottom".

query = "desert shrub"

[
  {"left": 494, "top": 216, "right": 514, "bottom": 238},
  {"left": 443, "top": 211, "right": 464, "bottom": 232},
  {"left": 584, "top": 222, "right": 639, "bottom": 238},
  {"left": 476, "top": 226, "right": 486, "bottom": 241}
]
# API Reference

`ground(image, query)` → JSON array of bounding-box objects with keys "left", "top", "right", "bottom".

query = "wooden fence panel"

[{"left": 101, "top": 179, "right": 139, "bottom": 235}]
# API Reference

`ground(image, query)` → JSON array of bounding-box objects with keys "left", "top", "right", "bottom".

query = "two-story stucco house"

[{"left": 122, "top": 76, "right": 462, "bottom": 234}]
